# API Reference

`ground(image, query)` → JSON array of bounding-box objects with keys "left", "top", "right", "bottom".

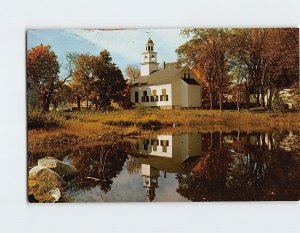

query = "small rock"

[
  {"left": 38, "top": 157, "right": 79, "bottom": 178},
  {"left": 48, "top": 188, "right": 61, "bottom": 202}
]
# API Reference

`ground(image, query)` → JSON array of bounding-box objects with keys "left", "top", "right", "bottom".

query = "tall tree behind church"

[{"left": 177, "top": 29, "right": 232, "bottom": 110}]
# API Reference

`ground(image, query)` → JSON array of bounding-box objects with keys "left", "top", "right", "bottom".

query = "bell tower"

[
  {"left": 141, "top": 38, "right": 159, "bottom": 77},
  {"left": 141, "top": 164, "right": 160, "bottom": 202}
]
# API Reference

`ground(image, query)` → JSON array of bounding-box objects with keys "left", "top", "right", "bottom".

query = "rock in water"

[
  {"left": 48, "top": 188, "right": 61, "bottom": 203},
  {"left": 38, "top": 157, "right": 79, "bottom": 178},
  {"left": 28, "top": 165, "right": 66, "bottom": 203}
]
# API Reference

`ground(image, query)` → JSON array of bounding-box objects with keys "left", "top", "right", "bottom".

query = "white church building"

[{"left": 130, "top": 38, "right": 202, "bottom": 109}]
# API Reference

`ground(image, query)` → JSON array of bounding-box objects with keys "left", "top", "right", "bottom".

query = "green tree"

[
  {"left": 72, "top": 50, "right": 126, "bottom": 110},
  {"left": 93, "top": 50, "right": 126, "bottom": 110}
]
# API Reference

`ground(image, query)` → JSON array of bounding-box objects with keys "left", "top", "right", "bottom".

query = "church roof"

[
  {"left": 147, "top": 38, "right": 154, "bottom": 44},
  {"left": 131, "top": 66, "right": 182, "bottom": 86},
  {"left": 131, "top": 66, "right": 201, "bottom": 87},
  {"left": 181, "top": 78, "right": 200, "bottom": 85}
]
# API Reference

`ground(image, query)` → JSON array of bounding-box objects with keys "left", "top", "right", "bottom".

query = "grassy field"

[{"left": 28, "top": 109, "right": 300, "bottom": 149}]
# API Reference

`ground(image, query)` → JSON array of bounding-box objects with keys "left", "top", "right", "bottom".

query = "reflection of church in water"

[{"left": 132, "top": 134, "right": 203, "bottom": 201}]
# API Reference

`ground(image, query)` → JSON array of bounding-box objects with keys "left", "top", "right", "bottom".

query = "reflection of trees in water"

[
  {"left": 69, "top": 141, "right": 129, "bottom": 193},
  {"left": 177, "top": 132, "right": 233, "bottom": 201},
  {"left": 176, "top": 131, "right": 300, "bottom": 201},
  {"left": 125, "top": 156, "right": 142, "bottom": 174},
  {"left": 28, "top": 141, "right": 130, "bottom": 193}
]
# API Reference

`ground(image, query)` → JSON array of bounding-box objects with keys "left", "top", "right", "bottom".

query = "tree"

[
  {"left": 233, "top": 28, "right": 299, "bottom": 109},
  {"left": 27, "top": 44, "right": 60, "bottom": 111},
  {"left": 125, "top": 65, "right": 140, "bottom": 84},
  {"left": 52, "top": 52, "right": 78, "bottom": 109},
  {"left": 263, "top": 28, "right": 299, "bottom": 110},
  {"left": 51, "top": 83, "right": 73, "bottom": 109},
  {"left": 72, "top": 54, "right": 95, "bottom": 109},
  {"left": 177, "top": 29, "right": 232, "bottom": 111},
  {"left": 72, "top": 50, "right": 126, "bottom": 111},
  {"left": 92, "top": 50, "right": 126, "bottom": 110},
  {"left": 232, "top": 29, "right": 268, "bottom": 108}
]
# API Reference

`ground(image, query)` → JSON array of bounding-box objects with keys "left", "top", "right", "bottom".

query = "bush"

[
  {"left": 28, "top": 109, "right": 64, "bottom": 129},
  {"left": 137, "top": 117, "right": 162, "bottom": 129}
]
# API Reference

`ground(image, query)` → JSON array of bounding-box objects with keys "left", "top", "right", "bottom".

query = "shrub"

[
  {"left": 137, "top": 119, "right": 162, "bottom": 129},
  {"left": 28, "top": 109, "right": 64, "bottom": 129}
]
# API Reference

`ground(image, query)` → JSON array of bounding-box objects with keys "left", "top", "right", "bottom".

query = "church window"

[
  {"left": 151, "top": 139, "right": 158, "bottom": 151},
  {"left": 143, "top": 139, "right": 149, "bottom": 150},
  {"left": 142, "top": 90, "right": 149, "bottom": 102},
  {"left": 134, "top": 91, "right": 139, "bottom": 103},
  {"left": 160, "top": 140, "right": 169, "bottom": 153},
  {"left": 153, "top": 145, "right": 157, "bottom": 151},
  {"left": 150, "top": 55, "right": 155, "bottom": 62},
  {"left": 160, "top": 89, "right": 168, "bottom": 101},
  {"left": 145, "top": 178, "right": 150, "bottom": 186},
  {"left": 151, "top": 90, "right": 157, "bottom": 102},
  {"left": 160, "top": 139, "right": 169, "bottom": 147}
]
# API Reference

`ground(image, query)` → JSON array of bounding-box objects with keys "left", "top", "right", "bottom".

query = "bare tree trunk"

[
  {"left": 219, "top": 87, "right": 223, "bottom": 111},
  {"left": 53, "top": 99, "right": 58, "bottom": 110},
  {"left": 245, "top": 83, "right": 250, "bottom": 110},
  {"left": 237, "top": 88, "right": 241, "bottom": 112},
  {"left": 42, "top": 93, "right": 51, "bottom": 112},
  {"left": 77, "top": 95, "right": 81, "bottom": 111},
  {"left": 261, "top": 86, "right": 265, "bottom": 107},
  {"left": 212, "top": 80, "right": 216, "bottom": 109},
  {"left": 256, "top": 88, "right": 260, "bottom": 106},
  {"left": 267, "top": 89, "right": 273, "bottom": 109},
  {"left": 209, "top": 87, "right": 213, "bottom": 110}
]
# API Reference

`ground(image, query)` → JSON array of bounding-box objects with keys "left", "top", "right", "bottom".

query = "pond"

[{"left": 28, "top": 130, "right": 300, "bottom": 202}]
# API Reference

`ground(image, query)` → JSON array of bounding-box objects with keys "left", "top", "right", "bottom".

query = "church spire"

[
  {"left": 141, "top": 164, "right": 160, "bottom": 202},
  {"left": 141, "top": 38, "right": 159, "bottom": 76}
]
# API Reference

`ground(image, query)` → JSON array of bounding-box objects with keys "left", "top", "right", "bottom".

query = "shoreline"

[{"left": 28, "top": 109, "right": 300, "bottom": 149}]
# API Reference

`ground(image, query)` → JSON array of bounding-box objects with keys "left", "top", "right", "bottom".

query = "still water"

[{"left": 28, "top": 130, "right": 300, "bottom": 202}]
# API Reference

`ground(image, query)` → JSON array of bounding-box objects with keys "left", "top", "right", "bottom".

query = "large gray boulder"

[
  {"left": 38, "top": 157, "right": 79, "bottom": 178},
  {"left": 28, "top": 165, "right": 66, "bottom": 202}
]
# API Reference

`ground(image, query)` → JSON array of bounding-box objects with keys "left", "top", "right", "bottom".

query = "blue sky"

[{"left": 27, "top": 29, "right": 188, "bottom": 77}]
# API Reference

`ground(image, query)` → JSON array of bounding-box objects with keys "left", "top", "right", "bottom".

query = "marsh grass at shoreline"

[{"left": 28, "top": 109, "right": 300, "bottom": 148}]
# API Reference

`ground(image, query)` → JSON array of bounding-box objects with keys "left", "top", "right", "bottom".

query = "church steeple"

[
  {"left": 141, "top": 38, "right": 159, "bottom": 77},
  {"left": 141, "top": 164, "right": 160, "bottom": 202}
]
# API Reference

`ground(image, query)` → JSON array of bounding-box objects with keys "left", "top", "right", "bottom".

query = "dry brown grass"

[{"left": 28, "top": 109, "right": 300, "bottom": 147}]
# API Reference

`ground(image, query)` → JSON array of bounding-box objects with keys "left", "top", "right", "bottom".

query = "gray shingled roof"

[{"left": 131, "top": 66, "right": 183, "bottom": 86}]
